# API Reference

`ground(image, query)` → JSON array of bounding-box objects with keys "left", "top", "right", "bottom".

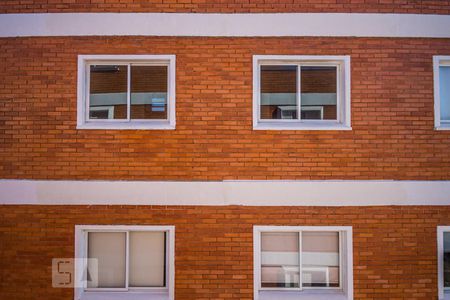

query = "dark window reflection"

[
  {"left": 260, "top": 65, "right": 298, "bottom": 120},
  {"left": 300, "top": 66, "right": 337, "bottom": 120},
  {"left": 130, "top": 66, "right": 168, "bottom": 120},
  {"left": 89, "top": 65, "right": 128, "bottom": 120}
]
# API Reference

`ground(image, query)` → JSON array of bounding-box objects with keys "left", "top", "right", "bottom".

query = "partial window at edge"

[
  {"left": 439, "top": 66, "right": 450, "bottom": 124},
  {"left": 434, "top": 57, "right": 450, "bottom": 130}
]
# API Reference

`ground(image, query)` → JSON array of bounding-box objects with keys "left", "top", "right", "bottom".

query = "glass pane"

[
  {"left": 129, "top": 231, "right": 166, "bottom": 287},
  {"left": 89, "top": 65, "right": 128, "bottom": 120},
  {"left": 440, "top": 66, "right": 450, "bottom": 122},
  {"left": 260, "top": 65, "right": 297, "bottom": 120},
  {"left": 444, "top": 232, "right": 450, "bottom": 287},
  {"left": 87, "top": 232, "right": 126, "bottom": 288},
  {"left": 302, "top": 231, "right": 339, "bottom": 287},
  {"left": 261, "top": 232, "right": 299, "bottom": 288},
  {"left": 301, "top": 66, "right": 337, "bottom": 120},
  {"left": 131, "top": 66, "right": 168, "bottom": 120}
]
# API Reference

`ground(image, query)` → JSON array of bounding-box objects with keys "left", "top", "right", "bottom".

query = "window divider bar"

[
  {"left": 127, "top": 64, "right": 131, "bottom": 122},
  {"left": 297, "top": 65, "right": 302, "bottom": 121}
]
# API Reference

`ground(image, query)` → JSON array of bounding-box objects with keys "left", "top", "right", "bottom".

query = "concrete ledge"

[{"left": 1, "top": 179, "right": 449, "bottom": 206}]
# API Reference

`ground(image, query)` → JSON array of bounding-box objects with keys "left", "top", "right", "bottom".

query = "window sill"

[
  {"left": 77, "top": 121, "right": 175, "bottom": 130},
  {"left": 258, "top": 290, "right": 349, "bottom": 300},
  {"left": 435, "top": 124, "right": 450, "bottom": 130},
  {"left": 79, "top": 291, "right": 170, "bottom": 300},
  {"left": 253, "top": 121, "right": 352, "bottom": 131}
]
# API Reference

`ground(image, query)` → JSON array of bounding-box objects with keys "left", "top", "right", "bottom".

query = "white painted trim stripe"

[
  {"left": 1, "top": 179, "right": 450, "bottom": 206},
  {"left": 1, "top": 13, "right": 450, "bottom": 38}
]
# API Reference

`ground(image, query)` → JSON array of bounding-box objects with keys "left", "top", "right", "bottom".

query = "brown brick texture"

[
  {"left": 1, "top": 0, "right": 450, "bottom": 14},
  {"left": 0, "top": 205, "right": 448, "bottom": 300},
  {"left": 1, "top": 37, "right": 450, "bottom": 180}
]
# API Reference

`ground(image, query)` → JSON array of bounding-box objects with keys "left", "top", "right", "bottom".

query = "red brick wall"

[
  {"left": 0, "top": 205, "right": 448, "bottom": 300},
  {"left": 1, "top": 36, "right": 450, "bottom": 180},
  {"left": 1, "top": 1, "right": 450, "bottom": 14}
]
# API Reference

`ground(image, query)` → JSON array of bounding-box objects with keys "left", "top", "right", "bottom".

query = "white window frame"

[
  {"left": 77, "top": 55, "right": 176, "bottom": 130},
  {"left": 434, "top": 56, "right": 450, "bottom": 130},
  {"left": 74, "top": 225, "right": 175, "bottom": 300},
  {"left": 253, "top": 55, "right": 351, "bottom": 130},
  {"left": 253, "top": 226, "right": 353, "bottom": 300},
  {"left": 438, "top": 226, "right": 450, "bottom": 300}
]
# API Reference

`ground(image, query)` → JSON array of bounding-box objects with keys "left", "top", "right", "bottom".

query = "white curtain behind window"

[
  {"left": 302, "top": 231, "right": 340, "bottom": 287},
  {"left": 129, "top": 231, "right": 166, "bottom": 287},
  {"left": 87, "top": 232, "right": 126, "bottom": 288}
]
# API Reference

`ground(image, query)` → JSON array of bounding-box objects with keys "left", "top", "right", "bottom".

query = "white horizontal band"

[
  {"left": 1, "top": 179, "right": 449, "bottom": 206},
  {"left": 1, "top": 13, "right": 450, "bottom": 38}
]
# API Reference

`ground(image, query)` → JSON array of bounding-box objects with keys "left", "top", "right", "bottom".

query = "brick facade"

[
  {"left": 1, "top": 1, "right": 450, "bottom": 14},
  {"left": 1, "top": 4, "right": 450, "bottom": 300},
  {"left": 0, "top": 205, "right": 448, "bottom": 300},
  {"left": 1, "top": 37, "right": 450, "bottom": 180}
]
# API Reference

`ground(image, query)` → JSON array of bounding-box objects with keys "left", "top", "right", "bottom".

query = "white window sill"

[
  {"left": 79, "top": 291, "right": 170, "bottom": 300},
  {"left": 254, "top": 121, "right": 352, "bottom": 131},
  {"left": 77, "top": 121, "right": 175, "bottom": 130},
  {"left": 435, "top": 124, "right": 450, "bottom": 130},
  {"left": 258, "top": 290, "right": 348, "bottom": 300},
  {"left": 442, "top": 291, "right": 450, "bottom": 300}
]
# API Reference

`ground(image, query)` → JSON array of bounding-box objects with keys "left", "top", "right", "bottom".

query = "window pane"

[
  {"left": 261, "top": 232, "right": 299, "bottom": 288},
  {"left": 301, "top": 66, "right": 337, "bottom": 120},
  {"left": 440, "top": 66, "right": 450, "bottom": 122},
  {"left": 87, "top": 232, "right": 126, "bottom": 288},
  {"left": 89, "top": 65, "right": 128, "bottom": 120},
  {"left": 260, "top": 65, "right": 297, "bottom": 120},
  {"left": 129, "top": 231, "right": 166, "bottom": 287},
  {"left": 131, "top": 66, "right": 168, "bottom": 120},
  {"left": 445, "top": 232, "right": 450, "bottom": 287},
  {"left": 302, "top": 231, "right": 339, "bottom": 287}
]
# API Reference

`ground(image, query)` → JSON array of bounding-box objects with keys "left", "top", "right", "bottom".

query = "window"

[
  {"left": 438, "top": 226, "right": 450, "bottom": 300},
  {"left": 253, "top": 226, "right": 353, "bottom": 300},
  {"left": 253, "top": 55, "right": 351, "bottom": 130},
  {"left": 434, "top": 56, "right": 450, "bottom": 130},
  {"left": 77, "top": 55, "right": 176, "bottom": 130},
  {"left": 74, "top": 225, "right": 175, "bottom": 300}
]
